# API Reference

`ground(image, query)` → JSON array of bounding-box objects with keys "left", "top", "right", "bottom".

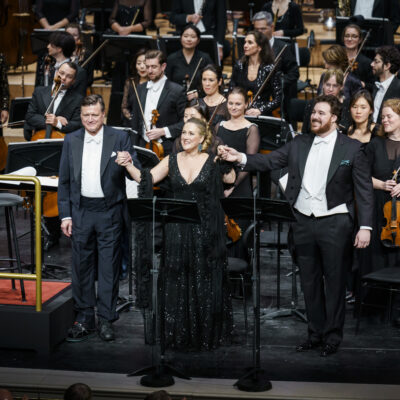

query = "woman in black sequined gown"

[
  {"left": 230, "top": 31, "right": 281, "bottom": 116},
  {"left": 117, "top": 118, "right": 235, "bottom": 350}
]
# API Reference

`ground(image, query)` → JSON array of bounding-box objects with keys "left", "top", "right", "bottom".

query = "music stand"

[
  {"left": 127, "top": 198, "right": 200, "bottom": 387},
  {"left": 158, "top": 35, "right": 220, "bottom": 66},
  {"left": 221, "top": 196, "right": 295, "bottom": 392},
  {"left": 8, "top": 98, "right": 31, "bottom": 129},
  {"left": 5, "top": 140, "right": 66, "bottom": 279},
  {"left": 133, "top": 146, "right": 160, "bottom": 169}
]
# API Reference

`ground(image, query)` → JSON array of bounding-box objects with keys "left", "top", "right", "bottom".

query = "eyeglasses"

[{"left": 344, "top": 34, "right": 360, "bottom": 39}]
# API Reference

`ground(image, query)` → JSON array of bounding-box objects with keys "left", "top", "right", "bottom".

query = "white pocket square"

[{"left": 111, "top": 151, "right": 116, "bottom": 157}]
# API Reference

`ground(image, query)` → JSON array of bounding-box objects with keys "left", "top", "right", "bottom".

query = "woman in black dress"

[
  {"left": 262, "top": 0, "right": 304, "bottom": 38},
  {"left": 165, "top": 24, "right": 213, "bottom": 93},
  {"left": 230, "top": 30, "right": 281, "bottom": 117},
  {"left": 110, "top": 0, "right": 152, "bottom": 35},
  {"left": 35, "top": 0, "right": 79, "bottom": 30},
  {"left": 117, "top": 118, "right": 235, "bottom": 350}
]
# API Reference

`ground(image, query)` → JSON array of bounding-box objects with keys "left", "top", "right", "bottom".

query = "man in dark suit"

[
  {"left": 35, "top": 31, "right": 87, "bottom": 96},
  {"left": 130, "top": 49, "right": 186, "bottom": 155},
  {"left": 220, "top": 95, "right": 373, "bottom": 356},
  {"left": 371, "top": 46, "right": 400, "bottom": 124},
  {"left": 170, "top": 0, "right": 227, "bottom": 60},
  {"left": 58, "top": 94, "right": 140, "bottom": 342},
  {"left": 252, "top": 10, "right": 299, "bottom": 118}
]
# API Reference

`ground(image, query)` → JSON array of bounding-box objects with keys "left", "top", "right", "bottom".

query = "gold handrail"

[{"left": 0, "top": 175, "right": 42, "bottom": 311}]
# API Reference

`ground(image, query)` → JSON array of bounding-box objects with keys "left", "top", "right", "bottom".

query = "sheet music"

[{"left": 0, "top": 167, "right": 58, "bottom": 187}]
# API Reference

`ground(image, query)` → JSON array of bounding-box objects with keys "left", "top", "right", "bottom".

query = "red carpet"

[{"left": 0, "top": 280, "right": 70, "bottom": 306}]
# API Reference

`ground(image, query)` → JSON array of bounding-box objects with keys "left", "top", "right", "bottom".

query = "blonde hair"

[
  {"left": 377, "top": 98, "right": 400, "bottom": 137},
  {"left": 323, "top": 69, "right": 344, "bottom": 86},
  {"left": 185, "top": 117, "right": 213, "bottom": 152},
  {"left": 322, "top": 45, "right": 348, "bottom": 72}
]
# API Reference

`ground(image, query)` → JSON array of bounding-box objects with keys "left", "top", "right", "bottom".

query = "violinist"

[
  {"left": 35, "top": 31, "right": 88, "bottom": 96},
  {"left": 35, "top": 0, "right": 79, "bottom": 30},
  {"left": 165, "top": 24, "right": 213, "bottom": 95},
  {"left": 24, "top": 62, "right": 83, "bottom": 251},
  {"left": 342, "top": 24, "right": 374, "bottom": 92},
  {"left": 229, "top": 30, "right": 282, "bottom": 117},
  {"left": 129, "top": 50, "right": 186, "bottom": 155}
]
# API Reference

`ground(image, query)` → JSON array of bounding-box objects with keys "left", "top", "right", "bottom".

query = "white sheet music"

[{"left": 0, "top": 167, "right": 58, "bottom": 187}]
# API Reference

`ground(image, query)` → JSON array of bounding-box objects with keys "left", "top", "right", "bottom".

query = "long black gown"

[{"left": 136, "top": 153, "right": 233, "bottom": 350}]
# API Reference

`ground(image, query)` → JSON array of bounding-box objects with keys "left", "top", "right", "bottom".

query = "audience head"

[
  {"left": 65, "top": 23, "right": 82, "bottom": 45},
  {"left": 48, "top": 31, "right": 76, "bottom": 59},
  {"left": 184, "top": 98, "right": 209, "bottom": 122},
  {"left": 180, "top": 24, "right": 201, "bottom": 50},
  {"left": 227, "top": 87, "right": 249, "bottom": 118},
  {"left": 322, "top": 45, "right": 348, "bottom": 72},
  {"left": 130, "top": 48, "right": 148, "bottom": 81},
  {"left": 349, "top": 89, "right": 373, "bottom": 129},
  {"left": 242, "top": 30, "right": 274, "bottom": 65},
  {"left": 145, "top": 50, "right": 167, "bottom": 82},
  {"left": 252, "top": 11, "right": 274, "bottom": 39},
  {"left": 0, "top": 389, "right": 13, "bottom": 400},
  {"left": 342, "top": 24, "right": 362, "bottom": 52},
  {"left": 81, "top": 94, "right": 106, "bottom": 134},
  {"left": 310, "top": 94, "right": 342, "bottom": 135},
  {"left": 144, "top": 390, "right": 172, "bottom": 400},
  {"left": 322, "top": 69, "right": 344, "bottom": 98},
  {"left": 372, "top": 46, "right": 400, "bottom": 79},
  {"left": 181, "top": 117, "right": 213, "bottom": 153},
  {"left": 378, "top": 98, "right": 400, "bottom": 137},
  {"left": 201, "top": 64, "right": 223, "bottom": 96},
  {"left": 64, "top": 383, "right": 92, "bottom": 400}
]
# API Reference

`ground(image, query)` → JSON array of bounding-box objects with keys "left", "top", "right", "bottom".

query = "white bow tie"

[
  {"left": 85, "top": 136, "right": 101, "bottom": 144},
  {"left": 375, "top": 82, "right": 385, "bottom": 90},
  {"left": 314, "top": 136, "right": 329, "bottom": 145}
]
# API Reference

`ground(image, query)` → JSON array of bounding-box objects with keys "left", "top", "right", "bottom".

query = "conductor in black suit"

[
  {"left": 58, "top": 94, "right": 140, "bottom": 342},
  {"left": 219, "top": 95, "right": 374, "bottom": 356},
  {"left": 130, "top": 49, "right": 186, "bottom": 155},
  {"left": 170, "top": 0, "right": 227, "bottom": 60}
]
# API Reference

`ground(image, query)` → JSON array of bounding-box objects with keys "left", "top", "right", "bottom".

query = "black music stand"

[
  {"left": 127, "top": 198, "right": 200, "bottom": 387},
  {"left": 158, "top": 35, "right": 220, "bottom": 66},
  {"left": 133, "top": 146, "right": 160, "bottom": 169},
  {"left": 8, "top": 98, "right": 31, "bottom": 129},
  {"left": 5, "top": 140, "right": 66, "bottom": 279},
  {"left": 221, "top": 196, "right": 295, "bottom": 392}
]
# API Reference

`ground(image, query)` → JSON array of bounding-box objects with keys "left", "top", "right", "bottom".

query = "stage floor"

[{"left": 0, "top": 208, "right": 399, "bottom": 388}]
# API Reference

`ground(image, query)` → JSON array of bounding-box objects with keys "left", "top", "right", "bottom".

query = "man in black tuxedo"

[
  {"left": 58, "top": 94, "right": 140, "bottom": 342},
  {"left": 35, "top": 31, "right": 87, "bottom": 96},
  {"left": 252, "top": 11, "right": 299, "bottom": 118},
  {"left": 130, "top": 50, "right": 186, "bottom": 155},
  {"left": 170, "top": 0, "right": 227, "bottom": 60},
  {"left": 219, "top": 95, "right": 373, "bottom": 356},
  {"left": 371, "top": 46, "right": 400, "bottom": 124}
]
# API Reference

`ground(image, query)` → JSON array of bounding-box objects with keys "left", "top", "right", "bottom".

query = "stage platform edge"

[{"left": 0, "top": 287, "right": 74, "bottom": 354}]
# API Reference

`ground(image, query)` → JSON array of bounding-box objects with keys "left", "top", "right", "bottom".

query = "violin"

[
  {"left": 145, "top": 109, "right": 164, "bottom": 159},
  {"left": 344, "top": 29, "right": 371, "bottom": 78},
  {"left": 225, "top": 215, "right": 242, "bottom": 243},
  {"left": 381, "top": 167, "right": 400, "bottom": 247},
  {"left": 44, "top": 55, "right": 56, "bottom": 87}
]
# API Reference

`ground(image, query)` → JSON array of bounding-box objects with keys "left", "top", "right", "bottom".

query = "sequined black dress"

[{"left": 136, "top": 153, "right": 233, "bottom": 350}]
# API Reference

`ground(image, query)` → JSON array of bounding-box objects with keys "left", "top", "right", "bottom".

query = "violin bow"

[
  {"left": 131, "top": 8, "right": 140, "bottom": 25},
  {"left": 208, "top": 97, "right": 226, "bottom": 127},
  {"left": 344, "top": 29, "right": 371, "bottom": 77},
  {"left": 45, "top": 82, "right": 65, "bottom": 115},
  {"left": 187, "top": 57, "right": 203, "bottom": 92},
  {"left": 131, "top": 79, "right": 149, "bottom": 131},
  {"left": 81, "top": 39, "right": 109, "bottom": 68}
]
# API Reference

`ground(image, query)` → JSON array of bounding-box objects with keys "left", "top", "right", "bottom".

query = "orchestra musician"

[
  {"left": 0, "top": 54, "right": 9, "bottom": 134},
  {"left": 165, "top": 24, "right": 213, "bottom": 93},
  {"left": 35, "top": 31, "right": 88, "bottom": 96},
  {"left": 371, "top": 46, "right": 400, "bottom": 124},
  {"left": 24, "top": 62, "right": 84, "bottom": 251},
  {"left": 229, "top": 30, "right": 282, "bottom": 117},
  {"left": 58, "top": 94, "right": 140, "bottom": 342},
  {"left": 129, "top": 50, "right": 186, "bottom": 155},
  {"left": 219, "top": 94, "right": 373, "bottom": 356},
  {"left": 35, "top": 0, "right": 80, "bottom": 30}
]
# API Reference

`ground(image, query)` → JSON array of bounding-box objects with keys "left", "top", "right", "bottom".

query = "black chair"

[
  {"left": 0, "top": 193, "right": 26, "bottom": 302},
  {"left": 355, "top": 267, "right": 400, "bottom": 334},
  {"left": 297, "top": 31, "right": 316, "bottom": 98},
  {"left": 288, "top": 98, "right": 307, "bottom": 131}
]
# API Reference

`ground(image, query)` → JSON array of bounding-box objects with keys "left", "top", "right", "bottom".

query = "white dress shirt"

[
  {"left": 143, "top": 75, "right": 171, "bottom": 141},
  {"left": 294, "top": 130, "right": 349, "bottom": 217},
  {"left": 373, "top": 74, "right": 395, "bottom": 122},
  {"left": 192, "top": 0, "right": 206, "bottom": 33},
  {"left": 81, "top": 127, "right": 105, "bottom": 198},
  {"left": 354, "top": 0, "right": 375, "bottom": 18}
]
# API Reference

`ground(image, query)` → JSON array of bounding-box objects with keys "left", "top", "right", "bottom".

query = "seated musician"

[
  {"left": 35, "top": 31, "right": 88, "bottom": 96},
  {"left": 35, "top": 0, "right": 79, "bottom": 30},
  {"left": 24, "top": 62, "right": 83, "bottom": 250},
  {"left": 0, "top": 54, "right": 9, "bottom": 133},
  {"left": 129, "top": 50, "right": 186, "bottom": 155},
  {"left": 229, "top": 30, "right": 282, "bottom": 117},
  {"left": 165, "top": 24, "right": 213, "bottom": 95}
]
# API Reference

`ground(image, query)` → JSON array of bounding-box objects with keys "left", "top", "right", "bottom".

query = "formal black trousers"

[
  {"left": 71, "top": 198, "right": 123, "bottom": 323},
  {"left": 292, "top": 211, "right": 353, "bottom": 346}
]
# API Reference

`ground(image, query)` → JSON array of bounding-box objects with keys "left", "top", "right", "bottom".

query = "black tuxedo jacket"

[
  {"left": 170, "top": 0, "right": 226, "bottom": 45},
  {"left": 23, "top": 85, "right": 83, "bottom": 141},
  {"left": 130, "top": 78, "right": 186, "bottom": 140},
  {"left": 245, "top": 132, "right": 373, "bottom": 227},
  {"left": 58, "top": 126, "right": 139, "bottom": 220},
  {"left": 372, "top": 76, "right": 400, "bottom": 124},
  {"left": 350, "top": 0, "right": 400, "bottom": 26}
]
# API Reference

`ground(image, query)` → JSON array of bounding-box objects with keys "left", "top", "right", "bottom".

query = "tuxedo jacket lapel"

[
  {"left": 100, "top": 127, "right": 116, "bottom": 177},
  {"left": 298, "top": 134, "right": 313, "bottom": 179},
  {"left": 327, "top": 134, "right": 347, "bottom": 184},
  {"left": 71, "top": 129, "right": 84, "bottom": 185},
  {"left": 157, "top": 80, "right": 170, "bottom": 112}
]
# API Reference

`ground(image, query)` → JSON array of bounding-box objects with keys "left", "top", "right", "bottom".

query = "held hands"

[
  {"left": 218, "top": 145, "right": 242, "bottom": 163},
  {"left": 245, "top": 108, "right": 261, "bottom": 116},
  {"left": 45, "top": 114, "right": 68, "bottom": 127},
  {"left": 61, "top": 219, "right": 72, "bottom": 238},
  {"left": 354, "top": 229, "right": 371, "bottom": 249},
  {"left": 146, "top": 128, "right": 165, "bottom": 141},
  {"left": 116, "top": 151, "right": 132, "bottom": 167},
  {"left": 382, "top": 179, "right": 396, "bottom": 192},
  {"left": 188, "top": 13, "right": 202, "bottom": 25},
  {"left": 1, "top": 110, "right": 9, "bottom": 124},
  {"left": 118, "top": 26, "right": 133, "bottom": 36},
  {"left": 390, "top": 183, "right": 400, "bottom": 198}
]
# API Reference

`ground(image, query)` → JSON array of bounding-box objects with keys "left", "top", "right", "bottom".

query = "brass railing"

[{"left": 0, "top": 175, "right": 42, "bottom": 311}]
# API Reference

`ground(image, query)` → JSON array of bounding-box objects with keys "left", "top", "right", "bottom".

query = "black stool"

[
  {"left": 355, "top": 267, "right": 400, "bottom": 334},
  {"left": 0, "top": 193, "right": 26, "bottom": 302}
]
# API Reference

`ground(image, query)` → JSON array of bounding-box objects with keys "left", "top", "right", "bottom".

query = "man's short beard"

[{"left": 311, "top": 120, "right": 333, "bottom": 135}]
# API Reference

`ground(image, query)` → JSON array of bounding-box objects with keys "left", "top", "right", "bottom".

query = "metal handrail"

[{"left": 0, "top": 175, "right": 42, "bottom": 311}]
